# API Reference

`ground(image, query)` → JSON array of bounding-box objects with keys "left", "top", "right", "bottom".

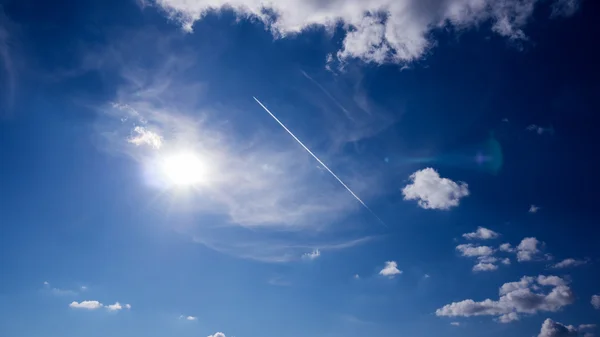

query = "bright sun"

[{"left": 161, "top": 152, "right": 207, "bottom": 186}]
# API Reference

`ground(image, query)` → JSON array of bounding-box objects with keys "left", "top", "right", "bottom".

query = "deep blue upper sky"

[{"left": 1, "top": 0, "right": 599, "bottom": 337}]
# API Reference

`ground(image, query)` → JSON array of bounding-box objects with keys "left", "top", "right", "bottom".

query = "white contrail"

[{"left": 253, "top": 96, "right": 386, "bottom": 226}]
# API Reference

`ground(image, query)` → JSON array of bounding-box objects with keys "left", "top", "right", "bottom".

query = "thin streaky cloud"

[
  {"left": 253, "top": 96, "right": 385, "bottom": 227},
  {"left": 300, "top": 70, "right": 354, "bottom": 121}
]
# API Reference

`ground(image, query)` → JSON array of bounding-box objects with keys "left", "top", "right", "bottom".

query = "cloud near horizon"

[
  {"left": 436, "top": 275, "right": 575, "bottom": 323},
  {"left": 150, "top": 0, "right": 581, "bottom": 65}
]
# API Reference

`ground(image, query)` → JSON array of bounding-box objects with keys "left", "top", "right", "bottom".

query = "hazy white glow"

[{"left": 161, "top": 152, "right": 207, "bottom": 186}]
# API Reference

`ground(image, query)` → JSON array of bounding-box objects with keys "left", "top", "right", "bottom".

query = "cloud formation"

[
  {"left": 552, "top": 258, "right": 587, "bottom": 269},
  {"left": 379, "top": 261, "right": 402, "bottom": 277},
  {"left": 463, "top": 227, "right": 500, "bottom": 240},
  {"left": 127, "top": 125, "right": 163, "bottom": 149},
  {"left": 592, "top": 295, "right": 600, "bottom": 309},
  {"left": 517, "top": 237, "right": 543, "bottom": 262},
  {"left": 69, "top": 301, "right": 103, "bottom": 310},
  {"left": 208, "top": 333, "right": 226, "bottom": 337},
  {"left": 456, "top": 244, "right": 494, "bottom": 257},
  {"left": 302, "top": 249, "right": 321, "bottom": 260},
  {"left": 529, "top": 205, "right": 541, "bottom": 213},
  {"left": 69, "top": 300, "right": 131, "bottom": 311},
  {"left": 150, "top": 0, "right": 580, "bottom": 65},
  {"left": 402, "top": 168, "right": 469, "bottom": 210},
  {"left": 436, "top": 275, "right": 575, "bottom": 322},
  {"left": 180, "top": 315, "right": 198, "bottom": 321},
  {"left": 538, "top": 319, "right": 578, "bottom": 337}
]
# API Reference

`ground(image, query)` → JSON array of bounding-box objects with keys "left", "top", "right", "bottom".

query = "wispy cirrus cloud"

[
  {"left": 87, "top": 30, "right": 384, "bottom": 262},
  {"left": 149, "top": 0, "right": 581, "bottom": 66}
]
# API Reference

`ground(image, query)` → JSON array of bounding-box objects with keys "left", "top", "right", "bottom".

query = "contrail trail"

[{"left": 253, "top": 96, "right": 386, "bottom": 227}]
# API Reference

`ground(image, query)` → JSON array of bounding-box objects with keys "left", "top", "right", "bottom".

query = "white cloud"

[
  {"left": 424, "top": 274, "right": 430, "bottom": 279},
  {"left": 501, "top": 258, "right": 511, "bottom": 265},
  {"left": 592, "top": 295, "right": 600, "bottom": 309},
  {"left": 517, "top": 237, "right": 543, "bottom": 262},
  {"left": 456, "top": 244, "right": 494, "bottom": 257},
  {"left": 69, "top": 301, "right": 103, "bottom": 310},
  {"left": 43, "top": 281, "right": 49, "bottom": 285},
  {"left": 354, "top": 274, "right": 360, "bottom": 279},
  {"left": 97, "top": 53, "right": 384, "bottom": 262},
  {"left": 450, "top": 322, "right": 460, "bottom": 326},
  {"left": 180, "top": 315, "right": 198, "bottom": 321},
  {"left": 402, "top": 168, "right": 469, "bottom": 210},
  {"left": 150, "top": 0, "right": 580, "bottom": 65},
  {"left": 552, "top": 258, "right": 587, "bottom": 269},
  {"left": 127, "top": 125, "right": 163, "bottom": 149},
  {"left": 106, "top": 302, "right": 124, "bottom": 311},
  {"left": 436, "top": 275, "right": 574, "bottom": 322},
  {"left": 463, "top": 227, "right": 500, "bottom": 240},
  {"left": 529, "top": 205, "right": 541, "bottom": 213},
  {"left": 69, "top": 300, "right": 130, "bottom": 311},
  {"left": 379, "top": 261, "right": 402, "bottom": 277},
  {"left": 499, "top": 243, "right": 515, "bottom": 253},
  {"left": 579, "top": 325, "right": 597, "bottom": 330},
  {"left": 538, "top": 319, "right": 578, "bottom": 337},
  {"left": 302, "top": 249, "right": 321, "bottom": 260},
  {"left": 208, "top": 333, "right": 226, "bottom": 337},
  {"left": 473, "top": 262, "right": 498, "bottom": 272}
]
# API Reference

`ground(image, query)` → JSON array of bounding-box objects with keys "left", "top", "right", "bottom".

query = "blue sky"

[{"left": 1, "top": 0, "right": 599, "bottom": 336}]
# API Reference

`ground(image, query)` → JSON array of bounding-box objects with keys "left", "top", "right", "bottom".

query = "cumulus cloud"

[
  {"left": 436, "top": 275, "right": 575, "bottom": 322},
  {"left": 456, "top": 244, "right": 494, "bottom": 257},
  {"left": 208, "top": 333, "right": 226, "bottom": 337},
  {"left": 499, "top": 243, "right": 515, "bottom": 253},
  {"left": 517, "top": 237, "right": 543, "bottom": 262},
  {"left": 180, "top": 315, "right": 198, "bottom": 321},
  {"left": 69, "top": 301, "right": 103, "bottom": 310},
  {"left": 150, "top": 0, "right": 580, "bottom": 65},
  {"left": 302, "top": 249, "right": 321, "bottom": 260},
  {"left": 450, "top": 322, "right": 460, "bottom": 326},
  {"left": 552, "top": 258, "right": 587, "bottom": 269},
  {"left": 473, "top": 262, "right": 498, "bottom": 272},
  {"left": 463, "top": 227, "right": 500, "bottom": 240},
  {"left": 501, "top": 258, "right": 511, "bottom": 265},
  {"left": 538, "top": 319, "right": 578, "bottom": 337},
  {"left": 529, "top": 205, "right": 541, "bottom": 213},
  {"left": 592, "top": 295, "right": 600, "bottom": 309},
  {"left": 379, "top": 261, "right": 402, "bottom": 277},
  {"left": 69, "top": 300, "right": 130, "bottom": 311},
  {"left": 402, "top": 168, "right": 469, "bottom": 210}
]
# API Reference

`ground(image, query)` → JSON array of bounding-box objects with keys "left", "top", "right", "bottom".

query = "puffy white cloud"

[
  {"left": 473, "top": 262, "right": 498, "bottom": 272},
  {"left": 302, "top": 249, "right": 321, "bottom": 260},
  {"left": 456, "top": 244, "right": 494, "bottom": 257},
  {"left": 499, "top": 243, "right": 515, "bottom": 253},
  {"left": 402, "top": 168, "right": 469, "bottom": 210},
  {"left": 517, "top": 237, "right": 543, "bottom": 262},
  {"left": 538, "top": 319, "right": 578, "bottom": 337},
  {"left": 69, "top": 300, "right": 130, "bottom": 311},
  {"left": 69, "top": 301, "right": 103, "bottom": 310},
  {"left": 436, "top": 275, "right": 574, "bottom": 322},
  {"left": 450, "top": 322, "right": 460, "bottom": 326},
  {"left": 592, "top": 295, "right": 600, "bottom": 309},
  {"left": 463, "top": 227, "right": 500, "bottom": 240},
  {"left": 106, "top": 302, "right": 128, "bottom": 311},
  {"left": 529, "top": 205, "right": 541, "bottom": 213},
  {"left": 552, "top": 258, "right": 587, "bottom": 269},
  {"left": 180, "top": 315, "right": 198, "bottom": 321},
  {"left": 379, "top": 261, "right": 402, "bottom": 277},
  {"left": 127, "top": 126, "right": 163, "bottom": 149},
  {"left": 501, "top": 258, "right": 511, "bottom": 265},
  {"left": 208, "top": 333, "right": 226, "bottom": 337},
  {"left": 150, "top": 0, "right": 580, "bottom": 65}
]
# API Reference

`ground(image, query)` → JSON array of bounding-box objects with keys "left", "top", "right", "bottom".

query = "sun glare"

[{"left": 161, "top": 152, "right": 207, "bottom": 186}]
